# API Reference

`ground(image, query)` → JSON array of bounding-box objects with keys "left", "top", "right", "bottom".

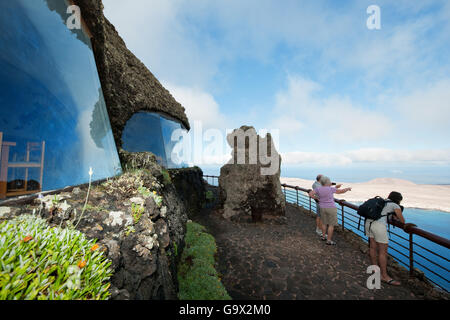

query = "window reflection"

[
  {"left": 0, "top": 0, "right": 121, "bottom": 198},
  {"left": 122, "top": 112, "right": 188, "bottom": 168}
]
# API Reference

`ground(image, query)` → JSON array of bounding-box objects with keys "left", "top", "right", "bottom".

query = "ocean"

[
  {"left": 201, "top": 164, "right": 450, "bottom": 185},
  {"left": 280, "top": 165, "right": 450, "bottom": 185}
]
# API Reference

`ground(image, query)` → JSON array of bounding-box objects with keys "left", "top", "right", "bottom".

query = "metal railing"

[
  {"left": 203, "top": 175, "right": 219, "bottom": 187},
  {"left": 201, "top": 174, "right": 449, "bottom": 292},
  {"left": 281, "top": 182, "right": 450, "bottom": 292}
]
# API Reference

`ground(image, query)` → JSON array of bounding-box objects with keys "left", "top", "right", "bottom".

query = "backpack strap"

[
  {"left": 381, "top": 200, "right": 397, "bottom": 237},
  {"left": 367, "top": 219, "right": 374, "bottom": 235},
  {"left": 367, "top": 199, "right": 390, "bottom": 235}
]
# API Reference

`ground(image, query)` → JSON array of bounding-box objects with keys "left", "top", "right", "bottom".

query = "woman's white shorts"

[{"left": 365, "top": 220, "right": 389, "bottom": 244}]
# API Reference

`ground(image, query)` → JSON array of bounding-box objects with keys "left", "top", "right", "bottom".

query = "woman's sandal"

[
  {"left": 321, "top": 235, "right": 327, "bottom": 241},
  {"left": 326, "top": 240, "right": 336, "bottom": 245},
  {"left": 382, "top": 278, "right": 401, "bottom": 286}
]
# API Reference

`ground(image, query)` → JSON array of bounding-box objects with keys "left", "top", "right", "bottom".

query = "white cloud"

[
  {"left": 282, "top": 151, "right": 353, "bottom": 166},
  {"left": 345, "top": 148, "right": 450, "bottom": 163},
  {"left": 282, "top": 148, "right": 450, "bottom": 166},
  {"left": 103, "top": 0, "right": 219, "bottom": 87},
  {"left": 163, "top": 82, "right": 228, "bottom": 129},
  {"left": 101, "top": 0, "right": 450, "bottom": 110},
  {"left": 102, "top": 0, "right": 450, "bottom": 167},
  {"left": 271, "top": 115, "right": 303, "bottom": 136},
  {"left": 394, "top": 79, "right": 450, "bottom": 131},
  {"left": 103, "top": 0, "right": 450, "bottom": 90},
  {"left": 271, "top": 75, "right": 393, "bottom": 144}
]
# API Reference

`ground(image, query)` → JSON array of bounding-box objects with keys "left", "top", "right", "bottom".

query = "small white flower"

[
  {"left": 59, "top": 200, "right": 71, "bottom": 212},
  {"left": 66, "top": 265, "right": 81, "bottom": 290},
  {"left": 160, "top": 206, "right": 167, "bottom": 217}
]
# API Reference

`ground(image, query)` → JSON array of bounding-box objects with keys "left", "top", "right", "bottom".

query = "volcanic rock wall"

[{"left": 169, "top": 167, "right": 206, "bottom": 218}]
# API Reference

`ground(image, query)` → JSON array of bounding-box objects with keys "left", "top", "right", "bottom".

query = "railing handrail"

[{"left": 280, "top": 183, "right": 450, "bottom": 250}]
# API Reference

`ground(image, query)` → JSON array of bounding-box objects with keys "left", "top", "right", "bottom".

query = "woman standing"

[
  {"left": 308, "top": 176, "right": 351, "bottom": 245},
  {"left": 312, "top": 174, "right": 323, "bottom": 236},
  {"left": 366, "top": 191, "right": 406, "bottom": 286}
]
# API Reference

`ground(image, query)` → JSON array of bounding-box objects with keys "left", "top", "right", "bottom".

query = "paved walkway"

[{"left": 193, "top": 203, "right": 422, "bottom": 300}]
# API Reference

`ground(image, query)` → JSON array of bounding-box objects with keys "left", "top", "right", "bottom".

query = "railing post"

[
  {"left": 409, "top": 233, "right": 414, "bottom": 277},
  {"left": 296, "top": 187, "right": 299, "bottom": 207},
  {"left": 341, "top": 202, "right": 345, "bottom": 231},
  {"left": 306, "top": 188, "right": 312, "bottom": 212}
]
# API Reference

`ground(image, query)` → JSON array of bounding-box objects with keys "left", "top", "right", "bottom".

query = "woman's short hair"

[
  {"left": 320, "top": 175, "right": 331, "bottom": 186},
  {"left": 388, "top": 191, "right": 403, "bottom": 205},
  {"left": 316, "top": 174, "right": 322, "bottom": 182}
]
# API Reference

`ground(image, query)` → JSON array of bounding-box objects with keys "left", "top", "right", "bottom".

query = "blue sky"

[{"left": 103, "top": 0, "right": 450, "bottom": 170}]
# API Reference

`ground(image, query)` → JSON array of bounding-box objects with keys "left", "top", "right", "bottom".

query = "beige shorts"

[
  {"left": 365, "top": 220, "right": 389, "bottom": 244},
  {"left": 320, "top": 207, "right": 338, "bottom": 226}
]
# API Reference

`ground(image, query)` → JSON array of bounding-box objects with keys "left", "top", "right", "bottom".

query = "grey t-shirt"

[
  {"left": 368, "top": 201, "right": 401, "bottom": 226},
  {"left": 312, "top": 181, "right": 321, "bottom": 190}
]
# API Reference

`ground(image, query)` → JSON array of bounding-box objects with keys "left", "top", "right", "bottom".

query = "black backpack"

[{"left": 357, "top": 196, "right": 394, "bottom": 232}]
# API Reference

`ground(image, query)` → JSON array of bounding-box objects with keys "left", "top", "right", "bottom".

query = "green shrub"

[
  {"left": 205, "top": 190, "right": 214, "bottom": 202},
  {"left": 161, "top": 169, "right": 172, "bottom": 185},
  {"left": 0, "top": 215, "right": 113, "bottom": 300},
  {"left": 173, "top": 242, "right": 178, "bottom": 257},
  {"left": 178, "top": 222, "right": 231, "bottom": 300},
  {"left": 131, "top": 203, "right": 144, "bottom": 224},
  {"left": 137, "top": 186, "right": 151, "bottom": 198}
]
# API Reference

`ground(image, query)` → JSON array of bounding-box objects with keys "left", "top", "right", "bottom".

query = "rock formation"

[
  {"left": 169, "top": 167, "right": 206, "bottom": 218},
  {"left": 219, "top": 126, "right": 285, "bottom": 222}
]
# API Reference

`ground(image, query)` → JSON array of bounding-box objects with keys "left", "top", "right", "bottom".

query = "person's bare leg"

[
  {"left": 316, "top": 216, "right": 322, "bottom": 230},
  {"left": 321, "top": 223, "right": 327, "bottom": 238},
  {"left": 378, "top": 243, "right": 400, "bottom": 285},
  {"left": 327, "top": 225, "right": 334, "bottom": 241},
  {"left": 369, "top": 238, "right": 378, "bottom": 266},
  {"left": 378, "top": 243, "right": 389, "bottom": 279}
]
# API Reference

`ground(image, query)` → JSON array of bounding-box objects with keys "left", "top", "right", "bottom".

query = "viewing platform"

[{"left": 201, "top": 175, "right": 449, "bottom": 299}]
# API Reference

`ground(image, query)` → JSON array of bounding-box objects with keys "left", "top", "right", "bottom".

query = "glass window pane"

[
  {"left": 0, "top": 0, "right": 121, "bottom": 197},
  {"left": 122, "top": 112, "right": 188, "bottom": 168},
  {"left": 121, "top": 112, "right": 167, "bottom": 166},
  {"left": 160, "top": 115, "right": 188, "bottom": 168}
]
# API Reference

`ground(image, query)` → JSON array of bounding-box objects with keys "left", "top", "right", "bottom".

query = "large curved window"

[
  {"left": 0, "top": 0, "right": 121, "bottom": 198},
  {"left": 122, "top": 112, "right": 188, "bottom": 168}
]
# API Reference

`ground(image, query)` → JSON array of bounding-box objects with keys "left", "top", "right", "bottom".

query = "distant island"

[{"left": 280, "top": 177, "right": 450, "bottom": 213}]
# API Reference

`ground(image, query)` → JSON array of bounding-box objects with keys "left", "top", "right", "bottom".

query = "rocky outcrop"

[
  {"left": 71, "top": 0, "right": 190, "bottom": 149},
  {"left": 169, "top": 167, "right": 206, "bottom": 218},
  {"left": 219, "top": 126, "right": 285, "bottom": 222},
  {"left": 0, "top": 154, "right": 188, "bottom": 300}
]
